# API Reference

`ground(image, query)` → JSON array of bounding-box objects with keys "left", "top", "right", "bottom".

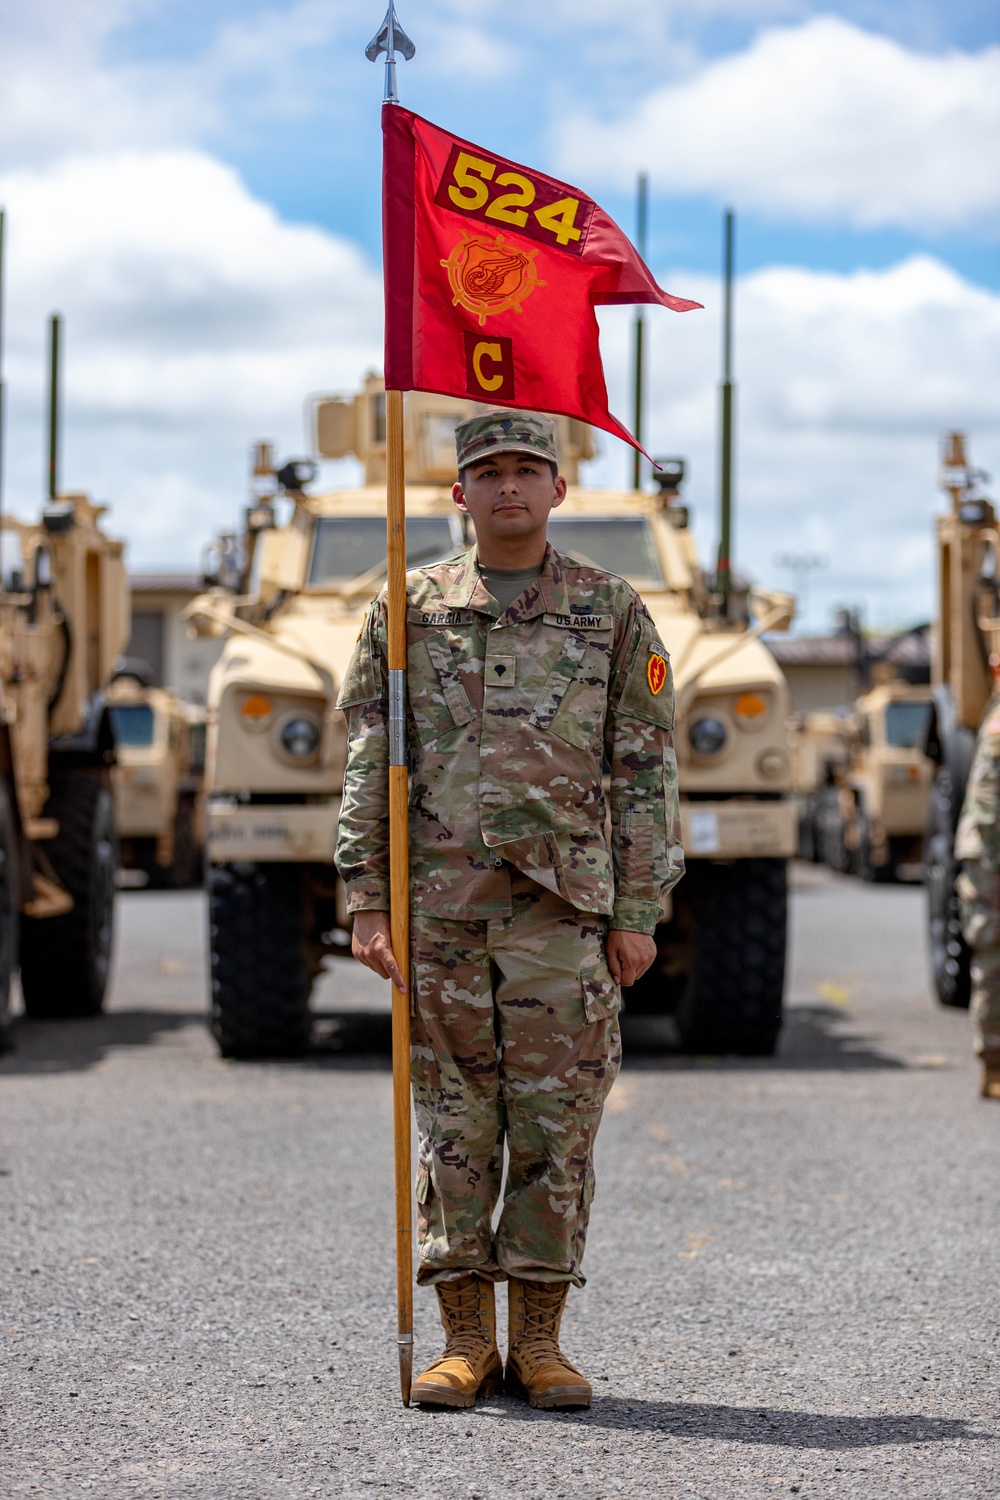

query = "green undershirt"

[{"left": 477, "top": 560, "right": 544, "bottom": 615}]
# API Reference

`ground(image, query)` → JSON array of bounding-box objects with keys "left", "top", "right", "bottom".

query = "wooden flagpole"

[
  {"left": 366, "top": 0, "right": 417, "bottom": 1407},
  {"left": 385, "top": 386, "right": 412, "bottom": 1405}
]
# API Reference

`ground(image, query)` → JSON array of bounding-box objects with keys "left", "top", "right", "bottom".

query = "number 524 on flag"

[{"left": 382, "top": 105, "right": 701, "bottom": 454}]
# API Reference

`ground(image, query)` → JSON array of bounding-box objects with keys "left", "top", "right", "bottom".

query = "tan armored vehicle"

[
  {"left": 797, "top": 682, "right": 933, "bottom": 880},
  {"left": 0, "top": 493, "right": 128, "bottom": 1024},
  {"left": 835, "top": 677, "right": 933, "bottom": 881},
  {"left": 925, "top": 433, "right": 1000, "bottom": 1007},
  {"left": 109, "top": 667, "right": 204, "bottom": 888},
  {"left": 190, "top": 376, "right": 796, "bottom": 1058}
]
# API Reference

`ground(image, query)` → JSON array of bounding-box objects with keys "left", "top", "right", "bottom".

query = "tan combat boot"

[
  {"left": 505, "top": 1278, "right": 592, "bottom": 1410},
  {"left": 410, "top": 1275, "right": 503, "bottom": 1408},
  {"left": 980, "top": 1051, "right": 1000, "bottom": 1100}
]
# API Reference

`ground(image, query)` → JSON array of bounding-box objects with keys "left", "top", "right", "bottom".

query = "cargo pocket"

[
  {"left": 579, "top": 948, "right": 621, "bottom": 1022},
  {"left": 407, "top": 632, "right": 474, "bottom": 745},
  {"left": 415, "top": 1163, "right": 433, "bottom": 1205}
]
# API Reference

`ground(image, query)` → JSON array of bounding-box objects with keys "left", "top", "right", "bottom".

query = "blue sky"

[
  {"left": 1, "top": 0, "right": 997, "bottom": 630},
  {"left": 102, "top": 0, "right": 999, "bottom": 286}
]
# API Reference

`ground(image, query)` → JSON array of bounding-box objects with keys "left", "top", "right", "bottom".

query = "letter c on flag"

[
  {"left": 473, "top": 342, "right": 504, "bottom": 391},
  {"left": 464, "top": 330, "right": 515, "bottom": 401}
]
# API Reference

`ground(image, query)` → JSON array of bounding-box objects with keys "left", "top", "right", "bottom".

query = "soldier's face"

[{"left": 452, "top": 452, "right": 566, "bottom": 549}]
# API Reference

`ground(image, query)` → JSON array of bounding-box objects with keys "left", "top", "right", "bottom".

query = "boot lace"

[
  {"left": 437, "top": 1278, "right": 492, "bottom": 1363},
  {"left": 513, "top": 1284, "right": 567, "bottom": 1371}
]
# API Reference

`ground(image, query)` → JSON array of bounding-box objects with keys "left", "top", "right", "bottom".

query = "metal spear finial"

[{"left": 366, "top": 2, "right": 415, "bottom": 103}]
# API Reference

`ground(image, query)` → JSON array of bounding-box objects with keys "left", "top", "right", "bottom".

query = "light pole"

[{"left": 774, "top": 552, "right": 828, "bottom": 633}]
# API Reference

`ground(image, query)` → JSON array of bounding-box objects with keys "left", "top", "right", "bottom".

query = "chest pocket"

[
  {"left": 529, "top": 630, "right": 608, "bottom": 751},
  {"left": 408, "top": 630, "right": 475, "bottom": 745}
]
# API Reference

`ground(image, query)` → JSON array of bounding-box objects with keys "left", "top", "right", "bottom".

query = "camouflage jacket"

[
  {"left": 956, "top": 693, "right": 1000, "bottom": 873},
  {"left": 335, "top": 544, "right": 684, "bottom": 934}
]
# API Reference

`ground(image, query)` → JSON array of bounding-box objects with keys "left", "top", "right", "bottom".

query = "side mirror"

[
  {"left": 245, "top": 502, "right": 276, "bottom": 534},
  {"left": 750, "top": 588, "right": 796, "bottom": 633},
  {"left": 183, "top": 594, "right": 234, "bottom": 640}
]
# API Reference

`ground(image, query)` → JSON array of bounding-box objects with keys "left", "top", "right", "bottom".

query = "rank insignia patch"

[{"left": 647, "top": 653, "right": 667, "bottom": 696}]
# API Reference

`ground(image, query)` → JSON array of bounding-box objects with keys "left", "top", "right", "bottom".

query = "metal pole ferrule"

[{"left": 389, "top": 668, "right": 406, "bottom": 765}]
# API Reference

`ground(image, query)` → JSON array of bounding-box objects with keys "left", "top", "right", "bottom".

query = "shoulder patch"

[{"left": 617, "top": 620, "right": 674, "bottom": 730}]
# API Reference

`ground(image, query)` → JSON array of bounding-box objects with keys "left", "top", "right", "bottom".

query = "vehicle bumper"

[
  {"left": 681, "top": 799, "right": 797, "bottom": 859},
  {"left": 207, "top": 800, "right": 340, "bottom": 863}
]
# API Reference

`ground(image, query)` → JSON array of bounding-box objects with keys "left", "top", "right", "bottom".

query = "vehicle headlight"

[
  {"left": 733, "top": 691, "right": 769, "bottom": 729},
  {"left": 240, "top": 693, "right": 274, "bottom": 731},
  {"left": 689, "top": 716, "right": 728, "bottom": 756},
  {"left": 279, "top": 716, "right": 321, "bottom": 760}
]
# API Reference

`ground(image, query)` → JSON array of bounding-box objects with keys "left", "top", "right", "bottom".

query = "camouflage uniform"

[
  {"left": 335, "top": 422, "right": 683, "bottom": 1288},
  {"left": 956, "top": 693, "right": 1000, "bottom": 1059}
]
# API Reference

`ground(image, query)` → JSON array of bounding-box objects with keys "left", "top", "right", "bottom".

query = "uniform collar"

[{"left": 443, "top": 543, "right": 570, "bottom": 620}]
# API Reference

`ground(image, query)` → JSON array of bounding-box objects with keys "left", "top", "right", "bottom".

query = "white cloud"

[
  {"left": 0, "top": 150, "right": 383, "bottom": 565},
  {"left": 2, "top": 145, "right": 996, "bottom": 632},
  {"left": 0, "top": 0, "right": 358, "bottom": 169},
  {"left": 555, "top": 17, "right": 1000, "bottom": 232},
  {"left": 593, "top": 255, "right": 1000, "bottom": 630}
]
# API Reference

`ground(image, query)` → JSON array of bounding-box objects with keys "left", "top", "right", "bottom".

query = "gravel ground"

[{"left": 1, "top": 864, "right": 997, "bottom": 1499}]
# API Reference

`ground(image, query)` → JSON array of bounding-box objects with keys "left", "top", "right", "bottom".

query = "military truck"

[
  {"left": 108, "top": 665, "right": 204, "bottom": 888},
  {"left": 800, "top": 679, "right": 933, "bottom": 882},
  {"left": 0, "top": 493, "right": 129, "bottom": 1025},
  {"left": 189, "top": 376, "right": 796, "bottom": 1059},
  {"left": 925, "top": 433, "right": 1000, "bottom": 1008},
  {"left": 838, "top": 677, "right": 933, "bottom": 881}
]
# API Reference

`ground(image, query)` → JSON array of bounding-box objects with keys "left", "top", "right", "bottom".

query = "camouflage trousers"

[
  {"left": 409, "top": 869, "right": 622, "bottom": 1288},
  {"left": 957, "top": 863, "right": 1000, "bottom": 1056}
]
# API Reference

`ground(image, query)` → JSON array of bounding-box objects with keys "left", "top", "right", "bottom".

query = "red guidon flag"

[{"left": 382, "top": 105, "right": 701, "bottom": 451}]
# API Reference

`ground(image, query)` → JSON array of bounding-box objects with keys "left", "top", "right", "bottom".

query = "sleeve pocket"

[{"left": 336, "top": 620, "right": 378, "bottom": 709}]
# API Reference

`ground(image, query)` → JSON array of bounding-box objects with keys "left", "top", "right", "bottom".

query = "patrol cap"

[{"left": 455, "top": 410, "right": 559, "bottom": 472}]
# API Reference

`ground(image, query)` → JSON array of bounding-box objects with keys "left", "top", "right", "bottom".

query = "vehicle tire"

[
  {"left": 0, "top": 784, "right": 20, "bottom": 1025},
  {"left": 169, "top": 795, "right": 201, "bottom": 888},
  {"left": 208, "top": 861, "right": 312, "bottom": 1057},
  {"left": 675, "top": 857, "right": 788, "bottom": 1056},
  {"left": 817, "top": 790, "right": 850, "bottom": 874},
  {"left": 857, "top": 812, "right": 894, "bottom": 884},
  {"left": 925, "top": 766, "right": 971, "bottom": 1009},
  {"left": 20, "top": 773, "right": 117, "bottom": 1019},
  {"left": 136, "top": 838, "right": 169, "bottom": 890}
]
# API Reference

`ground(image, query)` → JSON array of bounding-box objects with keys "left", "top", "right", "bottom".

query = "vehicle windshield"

[
  {"left": 308, "top": 517, "right": 457, "bottom": 585},
  {"left": 547, "top": 517, "right": 664, "bottom": 585},
  {"left": 884, "top": 700, "right": 932, "bottom": 749},
  {"left": 110, "top": 704, "right": 156, "bottom": 748}
]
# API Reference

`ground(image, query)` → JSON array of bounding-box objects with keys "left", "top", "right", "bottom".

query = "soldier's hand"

[
  {"left": 351, "top": 910, "right": 407, "bottom": 992},
  {"left": 606, "top": 929, "right": 657, "bottom": 989}
]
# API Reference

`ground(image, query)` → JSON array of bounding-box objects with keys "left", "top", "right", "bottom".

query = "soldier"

[
  {"left": 956, "top": 656, "right": 1000, "bottom": 1100},
  {"left": 335, "top": 411, "right": 684, "bottom": 1409}
]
